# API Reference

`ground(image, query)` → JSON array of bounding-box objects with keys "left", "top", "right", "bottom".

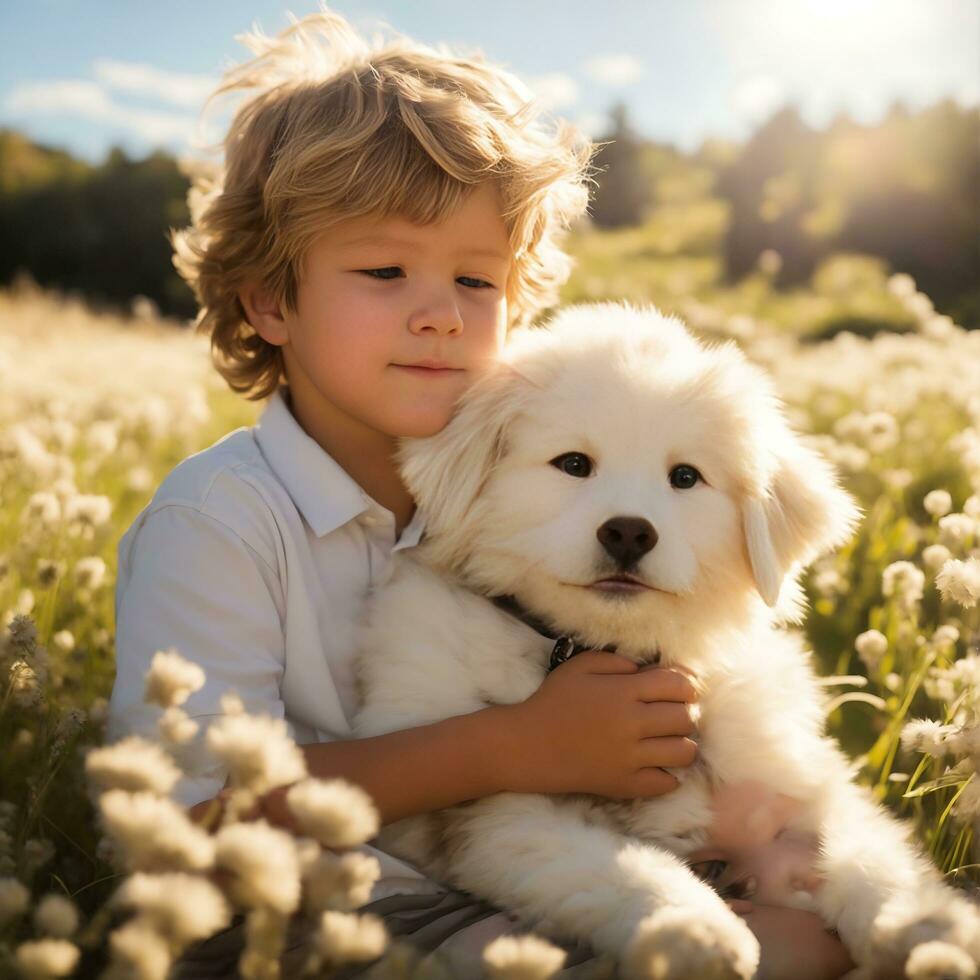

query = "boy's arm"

[
  {"left": 190, "top": 702, "right": 519, "bottom": 829},
  {"left": 736, "top": 904, "right": 854, "bottom": 980},
  {"left": 111, "top": 500, "right": 289, "bottom": 806}
]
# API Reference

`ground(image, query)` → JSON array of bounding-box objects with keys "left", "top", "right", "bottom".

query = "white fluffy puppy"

[{"left": 353, "top": 302, "right": 979, "bottom": 978}]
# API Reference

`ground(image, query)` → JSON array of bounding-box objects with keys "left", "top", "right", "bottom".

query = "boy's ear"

[
  {"left": 397, "top": 363, "right": 531, "bottom": 568},
  {"left": 741, "top": 433, "right": 862, "bottom": 607},
  {"left": 239, "top": 283, "right": 289, "bottom": 346}
]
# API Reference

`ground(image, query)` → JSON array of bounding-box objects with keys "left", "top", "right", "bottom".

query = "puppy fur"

[{"left": 353, "top": 302, "right": 980, "bottom": 978}]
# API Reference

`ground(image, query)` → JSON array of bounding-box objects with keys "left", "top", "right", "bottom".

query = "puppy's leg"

[
  {"left": 437, "top": 792, "right": 759, "bottom": 980},
  {"left": 815, "top": 782, "right": 980, "bottom": 974}
]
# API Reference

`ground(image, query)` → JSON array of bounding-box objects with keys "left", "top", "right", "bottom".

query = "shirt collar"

[{"left": 254, "top": 387, "right": 425, "bottom": 548}]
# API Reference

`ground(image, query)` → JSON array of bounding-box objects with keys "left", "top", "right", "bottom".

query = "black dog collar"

[{"left": 491, "top": 594, "right": 618, "bottom": 672}]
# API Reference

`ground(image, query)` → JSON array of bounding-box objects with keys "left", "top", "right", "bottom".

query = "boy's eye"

[
  {"left": 361, "top": 267, "right": 403, "bottom": 280},
  {"left": 359, "top": 268, "right": 493, "bottom": 289},
  {"left": 690, "top": 859, "right": 728, "bottom": 886},
  {"left": 669, "top": 464, "right": 702, "bottom": 489},
  {"left": 549, "top": 452, "right": 593, "bottom": 478}
]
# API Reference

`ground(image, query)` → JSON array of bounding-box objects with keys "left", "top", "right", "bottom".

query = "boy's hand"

[
  {"left": 730, "top": 903, "right": 854, "bottom": 980},
  {"left": 500, "top": 650, "right": 699, "bottom": 799}
]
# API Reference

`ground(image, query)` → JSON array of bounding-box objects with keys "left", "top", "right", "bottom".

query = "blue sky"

[{"left": 1, "top": 0, "right": 977, "bottom": 164}]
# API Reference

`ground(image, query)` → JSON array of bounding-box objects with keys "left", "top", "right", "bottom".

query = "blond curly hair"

[{"left": 171, "top": 5, "right": 597, "bottom": 401}]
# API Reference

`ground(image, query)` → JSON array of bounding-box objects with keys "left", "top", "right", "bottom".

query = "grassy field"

[{"left": 0, "top": 244, "right": 978, "bottom": 976}]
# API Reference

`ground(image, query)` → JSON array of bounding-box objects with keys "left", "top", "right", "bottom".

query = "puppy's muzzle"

[{"left": 597, "top": 516, "right": 658, "bottom": 567}]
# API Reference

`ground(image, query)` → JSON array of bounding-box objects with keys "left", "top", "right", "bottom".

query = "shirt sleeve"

[{"left": 108, "top": 502, "right": 287, "bottom": 808}]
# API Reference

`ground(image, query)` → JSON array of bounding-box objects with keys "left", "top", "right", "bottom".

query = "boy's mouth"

[{"left": 392, "top": 362, "right": 465, "bottom": 377}]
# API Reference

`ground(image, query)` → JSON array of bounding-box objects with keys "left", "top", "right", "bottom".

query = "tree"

[{"left": 589, "top": 102, "right": 654, "bottom": 228}]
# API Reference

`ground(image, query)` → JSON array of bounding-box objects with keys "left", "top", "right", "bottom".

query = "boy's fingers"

[
  {"left": 635, "top": 668, "right": 699, "bottom": 703},
  {"left": 635, "top": 701, "right": 698, "bottom": 738},
  {"left": 576, "top": 650, "right": 640, "bottom": 674},
  {"left": 640, "top": 735, "right": 699, "bottom": 768},
  {"left": 627, "top": 767, "right": 680, "bottom": 798}
]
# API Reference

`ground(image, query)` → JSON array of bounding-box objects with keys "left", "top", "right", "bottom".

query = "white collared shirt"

[{"left": 109, "top": 386, "right": 446, "bottom": 899}]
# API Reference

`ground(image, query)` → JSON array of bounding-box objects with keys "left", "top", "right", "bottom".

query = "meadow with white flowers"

[{"left": 1, "top": 255, "right": 979, "bottom": 978}]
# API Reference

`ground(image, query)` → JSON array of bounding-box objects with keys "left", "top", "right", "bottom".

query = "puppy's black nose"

[{"left": 596, "top": 516, "right": 658, "bottom": 566}]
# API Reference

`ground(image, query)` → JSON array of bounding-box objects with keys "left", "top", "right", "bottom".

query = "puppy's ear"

[
  {"left": 396, "top": 363, "right": 531, "bottom": 566},
  {"left": 742, "top": 434, "right": 862, "bottom": 607}
]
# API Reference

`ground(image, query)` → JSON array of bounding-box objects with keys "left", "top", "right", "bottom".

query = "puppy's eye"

[
  {"left": 670, "top": 464, "right": 702, "bottom": 489},
  {"left": 550, "top": 452, "right": 593, "bottom": 478}
]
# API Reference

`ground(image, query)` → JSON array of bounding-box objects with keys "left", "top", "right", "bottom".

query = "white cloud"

[
  {"left": 4, "top": 78, "right": 208, "bottom": 146},
  {"left": 730, "top": 76, "right": 786, "bottom": 126},
  {"left": 572, "top": 111, "right": 609, "bottom": 138},
  {"left": 704, "top": 0, "right": 980, "bottom": 131},
  {"left": 584, "top": 53, "right": 646, "bottom": 87},
  {"left": 93, "top": 59, "right": 218, "bottom": 109},
  {"left": 526, "top": 72, "right": 579, "bottom": 110}
]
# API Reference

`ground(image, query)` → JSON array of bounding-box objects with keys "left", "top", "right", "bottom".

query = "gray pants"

[{"left": 173, "top": 887, "right": 612, "bottom": 978}]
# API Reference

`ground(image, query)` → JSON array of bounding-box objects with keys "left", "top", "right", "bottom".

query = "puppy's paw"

[
  {"left": 620, "top": 906, "right": 759, "bottom": 980},
  {"left": 903, "top": 940, "right": 977, "bottom": 980},
  {"left": 868, "top": 894, "right": 980, "bottom": 978}
]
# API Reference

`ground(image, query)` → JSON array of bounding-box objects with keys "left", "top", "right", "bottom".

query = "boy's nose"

[
  {"left": 753, "top": 846, "right": 822, "bottom": 905},
  {"left": 408, "top": 299, "right": 464, "bottom": 335}
]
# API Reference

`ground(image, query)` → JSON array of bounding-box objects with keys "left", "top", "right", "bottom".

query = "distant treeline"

[
  {"left": 591, "top": 99, "right": 979, "bottom": 328},
  {"left": 1, "top": 97, "right": 978, "bottom": 327}
]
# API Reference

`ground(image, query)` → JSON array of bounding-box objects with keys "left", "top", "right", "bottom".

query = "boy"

[{"left": 108, "top": 7, "right": 850, "bottom": 976}]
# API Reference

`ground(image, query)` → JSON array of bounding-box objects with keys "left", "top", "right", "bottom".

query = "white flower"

[
  {"left": 813, "top": 568, "right": 843, "bottom": 597},
  {"left": 301, "top": 850, "right": 380, "bottom": 913},
  {"left": 86, "top": 736, "right": 181, "bottom": 796},
  {"left": 14, "top": 938, "right": 79, "bottom": 978},
  {"left": 15, "top": 588, "right": 36, "bottom": 616},
  {"left": 315, "top": 911, "right": 388, "bottom": 965},
  {"left": 214, "top": 819, "right": 301, "bottom": 914},
  {"left": 207, "top": 711, "right": 307, "bottom": 796},
  {"left": 887, "top": 273, "right": 917, "bottom": 299},
  {"left": 51, "top": 630, "right": 74, "bottom": 654},
  {"left": 933, "top": 624, "right": 960, "bottom": 648},
  {"left": 158, "top": 707, "right": 199, "bottom": 745},
  {"left": 923, "top": 490, "right": 952, "bottom": 517},
  {"left": 925, "top": 654, "right": 980, "bottom": 705},
  {"left": 964, "top": 495, "right": 980, "bottom": 518},
  {"left": 951, "top": 774, "right": 980, "bottom": 821},
  {"left": 99, "top": 790, "right": 215, "bottom": 872},
  {"left": 36, "top": 559, "right": 66, "bottom": 588},
  {"left": 882, "top": 561, "right": 925, "bottom": 610},
  {"left": 127, "top": 465, "right": 154, "bottom": 493},
  {"left": 286, "top": 778, "right": 380, "bottom": 849},
  {"left": 864, "top": 412, "right": 899, "bottom": 454},
  {"left": 855, "top": 629, "right": 887, "bottom": 672},
  {"left": 22, "top": 491, "right": 61, "bottom": 527},
  {"left": 88, "top": 696, "right": 109, "bottom": 725},
  {"left": 34, "top": 895, "right": 79, "bottom": 938},
  {"left": 113, "top": 872, "right": 231, "bottom": 946},
  {"left": 936, "top": 558, "right": 980, "bottom": 608},
  {"left": 0, "top": 876, "right": 30, "bottom": 921},
  {"left": 63, "top": 493, "right": 112, "bottom": 528},
  {"left": 86, "top": 420, "right": 119, "bottom": 456},
  {"left": 938, "top": 513, "right": 975, "bottom": 549},
  {"left": 901, "top": 719, "right": 956, "bottom": 757},
  {"left": 107, "top": 919, "right": 172, "bottom": 980},
  {"left": 922, "top": 544, "right": 953, "bottom": 571},
  {"left": 143, "top": 648, "right": 205, "bottom": 709},
  {"left": 484, "top": 933, "right": 568, "bottom": 980},
  {"left": 73, "top": 556, "right": 106, "bottom": 590}
]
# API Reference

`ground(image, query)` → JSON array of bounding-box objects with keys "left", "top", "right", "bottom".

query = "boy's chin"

[{"left": 389, "top": 412, "right": 457, "bottom": 439}]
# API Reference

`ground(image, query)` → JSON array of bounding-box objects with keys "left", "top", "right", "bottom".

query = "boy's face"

[{"left": 245, "top": 182, "right": 512, "bottom": 441}]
